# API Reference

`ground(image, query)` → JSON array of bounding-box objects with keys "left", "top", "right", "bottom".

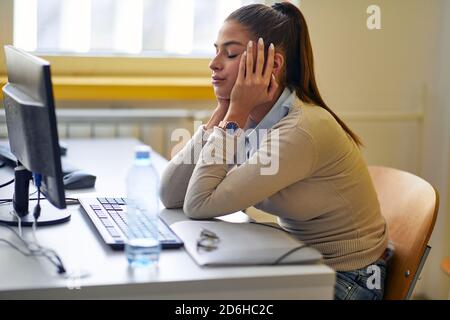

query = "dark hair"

[{"left": 226, "top": 2, "right": 363, "bottom": 147}]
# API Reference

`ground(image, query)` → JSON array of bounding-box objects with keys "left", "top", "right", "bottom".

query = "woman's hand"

[{"left": 226, "top": 38, "right": 278, "bottom": 128}]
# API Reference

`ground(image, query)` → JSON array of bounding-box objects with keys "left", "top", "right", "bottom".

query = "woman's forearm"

[
  {"left": 205, "top": 100, "right": 230, "bottom": 130},
  {"left": 159, "top": 125, "right": 210, "bottom": 208},
  {"left": 222, "top": 105, "right": 250, "bottom": 129}
]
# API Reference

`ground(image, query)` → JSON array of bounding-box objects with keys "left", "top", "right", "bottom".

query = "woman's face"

[{"left": 209, "top": 21, "right": 252, "bottom": 100}]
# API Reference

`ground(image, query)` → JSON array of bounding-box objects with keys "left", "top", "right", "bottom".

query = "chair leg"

[{"left": 406, "top": 245, "right": 431, "bottom": 300}]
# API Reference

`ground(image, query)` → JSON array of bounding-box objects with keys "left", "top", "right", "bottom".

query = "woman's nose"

[{"left": 209, "top": 55, "right": 222, "bottom": 72}]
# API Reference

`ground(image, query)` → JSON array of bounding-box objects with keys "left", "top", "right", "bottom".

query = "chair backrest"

[{"left": 368, "top": 166, "right": 439, "bottom": 300}]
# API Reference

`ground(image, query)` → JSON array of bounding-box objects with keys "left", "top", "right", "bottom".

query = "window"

[
  {"left": 1, "top": 0, "right": 299, "bottom": 101},
  {"left": 13, "top": 0, "right": 264, "bottom": 57}
]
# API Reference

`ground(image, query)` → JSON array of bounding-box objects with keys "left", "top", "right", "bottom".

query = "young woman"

[{"left": 159, "top": 2, "right": 389, "bottom": 300}]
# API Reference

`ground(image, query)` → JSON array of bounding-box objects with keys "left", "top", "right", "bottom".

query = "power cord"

[
  {"left": 0, "top": 174, "right": 76, "bottom": 274},
  {"left": 0, "top": 220, "right": 66, "bottom": 274},
  {"left": 0, "top": 196, "right": 79, "bottom": 205},
  {"left": 33, "top": 173, "right": 42, "bottom": 221},
  {"left": 0, "top": 178, "right": 14, "bottom": 189},
  {"left": 249, "top": 221, "right": 317, "bottom": 265}
]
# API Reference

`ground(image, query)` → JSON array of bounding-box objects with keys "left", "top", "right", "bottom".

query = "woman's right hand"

[{"left": 205, "top": 98, "right": 230, "bottom": 129}]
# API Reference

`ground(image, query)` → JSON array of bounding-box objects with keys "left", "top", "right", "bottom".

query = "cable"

[
  {"left": 0, "top": 175, "right": 71, "bottom": 274},
  {"left": 0, "top": 178, "right": 14, "bottom": 189},
  {"left": 272, "top": 244, "right": 309, "bottom": 265},
  {"left": 12, "top": 210, "right": 23, "bottom": 237},
  {"left": 0, "top": 238, "right": 32, "bottom": 256},
  {"left": 248, "top": 222, "right": 314, "bottom": 265},
  {"left": 0, "top": 196, "right": 79, "bottom": 204},
  {"left": 0, "top": 173, "right": 67, "bottom": 274},
  {"left": 32, "top": 173, "right": 42, "bottom": 221},
  {"left": 0, "top": 221, "right": 66, "bottom": 274}
]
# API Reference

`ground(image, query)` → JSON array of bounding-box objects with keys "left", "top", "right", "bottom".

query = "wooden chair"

[{"left": 368, "top": 166, "right": 439, "bottom": 300}]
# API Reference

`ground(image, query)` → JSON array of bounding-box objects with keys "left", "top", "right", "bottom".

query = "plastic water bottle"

[{"left": 125, "top": 145, "right": 161, "bottom": 268}]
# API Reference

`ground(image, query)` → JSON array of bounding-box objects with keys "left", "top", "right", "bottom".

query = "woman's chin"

[{"left": 213, "top": 89, "right": 231, "bottom": 100}]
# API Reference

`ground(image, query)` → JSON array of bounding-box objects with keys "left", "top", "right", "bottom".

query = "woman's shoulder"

[
  {"left": 266, "top": 102, "right": 316, "bottom": 151},
  {"left": 271, "top": 98, "right": 303, "bottom": 131},
  {"left": 278, "top": 99, "right": 346, "bottom": 137},
  {"left": 272, "top": 98, "right": 328, "bottom": 133},
  {"left": 271, "top": 99, "right": 356, "bottom": 155}
]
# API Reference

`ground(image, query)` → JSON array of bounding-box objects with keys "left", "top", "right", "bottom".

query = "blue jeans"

[{"left": 334, "top": 258, "right": 387, "bottom": 300}]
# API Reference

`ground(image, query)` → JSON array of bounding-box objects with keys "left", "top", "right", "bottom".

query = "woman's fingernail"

[
  {"left": 248, "top": 41, "right": 253, "bottom": 47},
  {"left": 258, "top": 37, "right": 263, "bottom": 45},
  {"left": 270, "top": 43, "right": 274, "bottom": 49}
]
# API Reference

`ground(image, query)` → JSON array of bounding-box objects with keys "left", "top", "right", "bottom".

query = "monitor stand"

[
  {"left": 0, "top": 166, "right": 70, "bottom": 226},
  {"left": 0, "top": 205, "right": 71, "bottom": 226}
]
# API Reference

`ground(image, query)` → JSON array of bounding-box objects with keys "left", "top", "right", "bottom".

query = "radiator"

[{"left": 0, "top": 108, "right": 211, "bottom": 159}]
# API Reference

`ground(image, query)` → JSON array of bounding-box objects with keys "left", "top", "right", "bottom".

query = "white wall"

[
  {"left": 415, "top": 0, "right": 450, "bottom": 300},
  {"left": 299, "top": 0, "right": 449, "bottom": 299},
  {"left": 301, "top": 0, "right": 435, "bottom": 173}
]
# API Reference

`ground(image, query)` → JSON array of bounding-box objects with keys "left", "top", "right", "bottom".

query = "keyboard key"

[
  {"left": 106, "top": 227, "right": 121, "bottom": 238},
  {"left": 90, "top": 204, "right": 102, "bottom": 210},
  {"left": 111, "top": 204, "right": 122, "bottom": 211},
  {"left": 106, "top": 198, "right": 117, "bottom": 204},
  {"left": 102, "top": 204, "right": 113, "bottom": 210},
  {"left": 115, "top": 198, "right": 125, "bottom": 205},
  {"left": 94, "top": 210, "right": 108, "bottom": 218},
  {"left": 97, "top": 198, "right": 108, "bottom": 204},
  {"left": 116, "top": 223, "right": 128, "bottom": 233},
  {"left": 100, "top": 218, "right": 114, "bottom": 227},
  {"left": 109, "top": 214, "right": 123, "bottom": 225}
]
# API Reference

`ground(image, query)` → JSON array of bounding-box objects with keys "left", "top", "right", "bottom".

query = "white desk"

[{"left": 0, "top": 139, "right": 335, "bottom": 299}]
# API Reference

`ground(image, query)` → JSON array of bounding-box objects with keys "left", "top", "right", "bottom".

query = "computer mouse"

[{"left": 63, "top": 170, "right": 96, "bottom": 190}]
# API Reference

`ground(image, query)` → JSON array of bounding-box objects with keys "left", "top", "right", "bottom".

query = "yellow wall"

[{"left": 0, "top": 76, "right": 215, "bottom": 101}]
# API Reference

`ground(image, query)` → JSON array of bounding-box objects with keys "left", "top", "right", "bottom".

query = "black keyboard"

[{"left": 78, "top": 197, "right": 183, "bottom": 250}]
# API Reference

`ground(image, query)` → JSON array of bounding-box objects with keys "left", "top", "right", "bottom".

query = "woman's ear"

[{"left": 272, "top": 53, "right": 284, "bottom": 78}]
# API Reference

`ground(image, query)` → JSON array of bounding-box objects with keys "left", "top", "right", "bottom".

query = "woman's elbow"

[
  {"left": 183, "top": 199, "right": 209, "bottom": 220},
  {"left": 183, "top": 201, "right": 199, "bottom": 219},
  {"left": 159, "top": 184, "right": 182, "bottom": 209}
]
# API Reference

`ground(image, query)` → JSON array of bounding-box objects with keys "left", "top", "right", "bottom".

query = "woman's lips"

[{"left": 212, "top": 76, "right": 225, "bottom": 85}]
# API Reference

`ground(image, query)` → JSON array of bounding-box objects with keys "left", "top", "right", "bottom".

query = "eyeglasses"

[{"left": 197, "top": 228, "right": 220, "bottom": 251}]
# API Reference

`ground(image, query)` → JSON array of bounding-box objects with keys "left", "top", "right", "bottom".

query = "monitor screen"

[{"left": 0, "top": 45, "right": 68, "bottom": 226}]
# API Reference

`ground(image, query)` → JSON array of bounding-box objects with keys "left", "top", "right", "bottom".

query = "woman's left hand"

[{"left": 228, "top": 38, "right": 278, "bottom": 119}]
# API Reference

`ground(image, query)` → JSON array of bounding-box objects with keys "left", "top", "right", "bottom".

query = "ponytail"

[
  {"left": 272, "top": 2, "right": 363, "bottom": 147},
  {"left": 228, "top": 2, "right": 363, "bottom": 147}
]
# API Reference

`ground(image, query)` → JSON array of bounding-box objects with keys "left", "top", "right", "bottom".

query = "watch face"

[{"left": 225, "top": 122, "right": 239, "bottom": 132}]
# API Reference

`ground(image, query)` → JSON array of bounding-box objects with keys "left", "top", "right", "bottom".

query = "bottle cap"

[{"left": 135, "top": 145, "right": 151, "bottom": 160}]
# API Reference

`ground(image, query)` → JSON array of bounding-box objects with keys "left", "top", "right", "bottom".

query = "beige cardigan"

[{"left": 160, "top": 98, "right": 388, "bottom": 271}]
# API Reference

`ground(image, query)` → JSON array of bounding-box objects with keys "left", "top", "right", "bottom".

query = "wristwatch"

[{"left": 218, "top": 120, "right": 240, "bottom": 134}]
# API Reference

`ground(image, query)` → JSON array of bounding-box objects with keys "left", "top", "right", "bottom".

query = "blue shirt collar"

[
  {"left": 245, "top": 87, "right": 295, "bottom": 133},
  {"left": 245, "top": 88, "right": 296, "bottom": 150}
]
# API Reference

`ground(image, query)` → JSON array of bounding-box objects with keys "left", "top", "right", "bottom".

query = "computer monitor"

[{"left": 0, "top": 45, "right": 69, "bottom": 226}]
